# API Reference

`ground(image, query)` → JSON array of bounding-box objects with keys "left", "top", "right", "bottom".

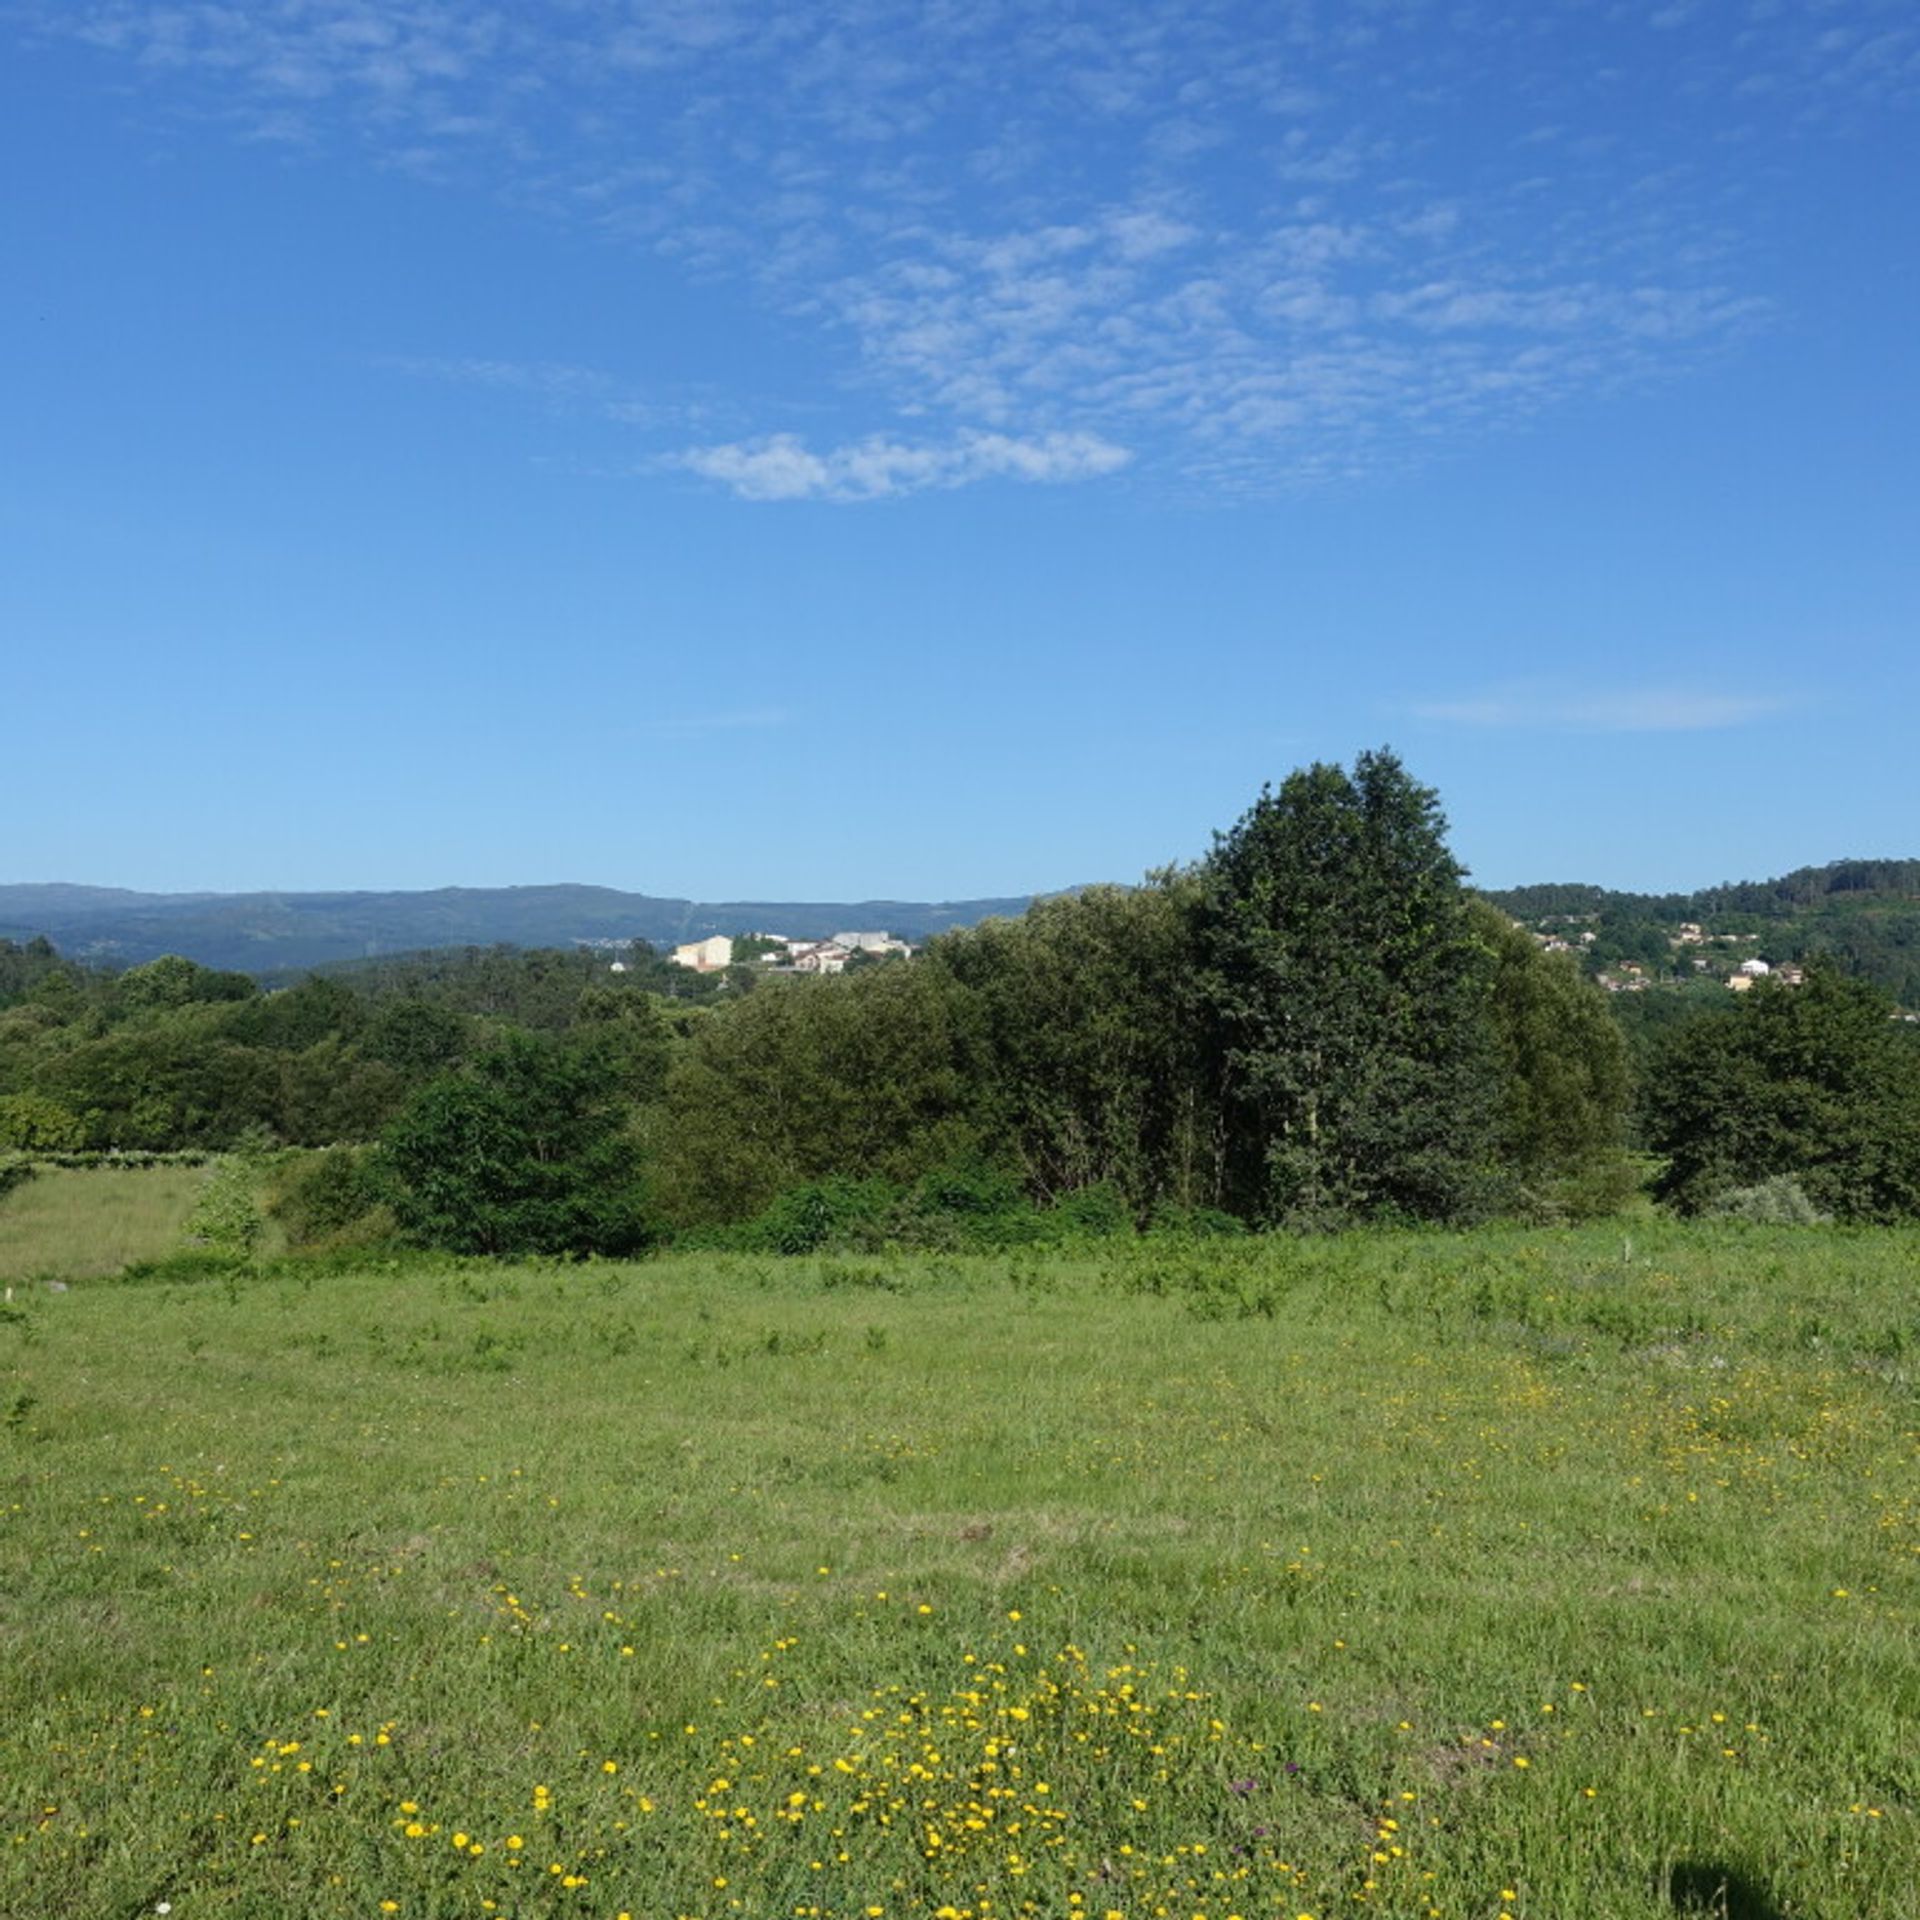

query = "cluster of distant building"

[
  {"left": 1530, "top": 917, "right": 1807, "bottom": 994},
  {"left": 667, "top": 931, "right": 914, "bottom": 976},
  {"left": 1725, "top": 956, "right": 1805, "bottom": 992}
]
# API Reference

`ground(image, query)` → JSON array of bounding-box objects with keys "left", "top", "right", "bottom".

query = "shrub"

[
  {"left": 183, "top": 1154, "right": 265, "bottom": 1257},
  {"left": 118, "top": 1249, "right": 253, "bottom": 1286},
  {"left": 705, "top": 1170, "right": 1149, "bottom": 1256},
  {"left": 1145, "top": 1201, "right": 1249, "bottom": 1240},
  {"left": 1703, "top": 1176, "right": 1831, "bottom": 1225},
  {"left": 746, "top": 1177, "right": 903, "bottom": 1254},
  {"left": 891, "top": 1160, "right": 1041, "bottom": 1249},
  {"left": 1046, "top": 1181, "right": 1133, "bottom": 1242},
  {"left": 268, "top": 1146, "right": 384, "bottom": 1247}
]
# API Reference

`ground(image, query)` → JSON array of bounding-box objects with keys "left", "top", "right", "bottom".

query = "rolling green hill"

[{"left": 1480, "top": 859, "right": 1920, "bottom": 1006}]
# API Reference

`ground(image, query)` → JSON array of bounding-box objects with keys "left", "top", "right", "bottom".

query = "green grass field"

[
  {"left": 0, "top": 1163, "right": 209, "bottom": 1285},
  {"left": 1, "top": 1219, "right": 1915, "bottom": 1918}
]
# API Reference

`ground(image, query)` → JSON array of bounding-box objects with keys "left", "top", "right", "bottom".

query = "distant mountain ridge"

[
  {"left": 6, "top": 856, "right": 1916, "bottom": 982},
  {"left": 0, "top": 882, "right": 1043, "bottom": 974}
]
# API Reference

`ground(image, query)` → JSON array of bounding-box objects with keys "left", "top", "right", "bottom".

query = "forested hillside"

[{"left": 1482, "top": 860, "right": 1920, "bottom": 1004}]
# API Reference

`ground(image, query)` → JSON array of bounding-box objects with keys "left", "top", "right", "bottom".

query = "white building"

[
  {"left": 789, "top": 941, "right": 853, "bottom": 975},
  {"left": 670, "top": 935, "right": 734, "bottom": 972},
  {"left": 832, "top": 930, "right": 913, "bottom": 957}
]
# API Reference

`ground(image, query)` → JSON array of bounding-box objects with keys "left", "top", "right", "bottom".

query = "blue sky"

[{"left": 5, "top": 1, "right": 1915, "bottom": 901}]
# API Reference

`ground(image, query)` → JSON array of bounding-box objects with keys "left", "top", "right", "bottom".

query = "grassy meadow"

[
  {"left": 0, "top": 1214, "right": 1916, "bottom": 1919},
  {"left": 0, "top": 1162, "right": 209, "bottom": 1285}
]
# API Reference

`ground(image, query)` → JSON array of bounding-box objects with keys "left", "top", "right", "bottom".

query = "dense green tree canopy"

[
  {"left": 1193, "top": 749, "right": 1499, "bottom": 1226},
  {"left": 926, "top": 879, "right": 1209, "bottom": 1217},
  {"left": 653, "top": 962, "right": 979, "bottom": 1226},
  {"left": 1469, "top": 900, "right": 1634, "bottom": 1217},
  {"left": 117, "top": 953, "right": 258, "bottom": 1010},
  {"left": 378, "top": 1033, "right": 654, "bottom": 1256},
  {"left": 1645, "top": 964, "right": 1920, "bottom": 1220}
]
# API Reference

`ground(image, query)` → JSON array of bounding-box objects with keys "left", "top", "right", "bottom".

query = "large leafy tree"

[
  {"left": 378, "top": 1032, "right": 654, "bottom": 1255},
  {"left": 1469, "top": 899, "right": 1634, "bottom": 1217},
  {"left": 653, "top": 962, "right": 979, "bottom": 1226},
  {"left": 926, "top": 877, "right": 1211, "bottom": 1217},
  {"left": 115, "top": 953, "right": 258, "bottom": 1010},
  {"left": 1193, "top": 749, "right": 1499, "bottom": 1226},
  {"left": 1644, "top": 963, "right": 1920, "bottom": 1220}
]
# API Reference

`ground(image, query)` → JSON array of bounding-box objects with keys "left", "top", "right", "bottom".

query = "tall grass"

[
  {"left": 0, "top": 1221, "right": 1914, "bottom": 1917},
  {"left": 0, "top": 1162, "right": 209, "bottom": 1283}
]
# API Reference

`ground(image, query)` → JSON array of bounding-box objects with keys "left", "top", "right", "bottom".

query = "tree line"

[{"left": 6, "top": 752, "right": 1918, "bottom": 1252}]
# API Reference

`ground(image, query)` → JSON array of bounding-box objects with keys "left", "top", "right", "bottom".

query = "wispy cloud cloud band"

[
  {"left": 673, "top": 429, "right": 1132, "bottom": 501},
  {"left": 21, "top": 1, "right": 1916, "bottom": 498},
  {"left": 1414, "top": 683, "right": 1795, "bottom": 733}
]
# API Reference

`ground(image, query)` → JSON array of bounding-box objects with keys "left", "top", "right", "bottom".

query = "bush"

[
  {"left": 182, "top": 1154, "right": 265, "bottom": 1257},
  {"left": 1703, "top": 1176, "right": 1831, "bottom": 1225},
  {"left": 1504, "top": 1153, "right": 1647, "bottom": 1226},
  {"left": 118, "top": 1249, "right": 254, "bottom": 1286},
  {"left": 707, "top": 1167, "right": 1142, "bottom": 1256},
  {"left": 0, "top": 1093, "right": 85, "bottom": 1153},
  {"left": 1046, "top": 1182, "right": 1133, "bottom": 1241},
  {"left": 268, "top": 1146, "right": 385, "bottom": 1247},
  {"left": 746, "top": 1177, "right": 903, "bottom": 1254},
  {"left": 1145, "top": 1201, "right": 1249, "bottom": 1240},
  {"left": 891, "top": 1160, "right": 1042, "bottom": 1250}
]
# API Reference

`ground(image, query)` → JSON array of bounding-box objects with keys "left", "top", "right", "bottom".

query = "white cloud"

[
  {"left": 1413, "top": 683, "right": 1794, "bottom": 732},
  {"left": 1104, "top": 208, "right": 1200, "bottom": 261},
  {"left": 1373, "top": 279, "right": 1763, "bottom": 339},
  {"left": 21, "top": 0, "right": 1909, "bottom": 493},
  {"left": 674, "top": 430, "right": 1132, "bottom": 501}
]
